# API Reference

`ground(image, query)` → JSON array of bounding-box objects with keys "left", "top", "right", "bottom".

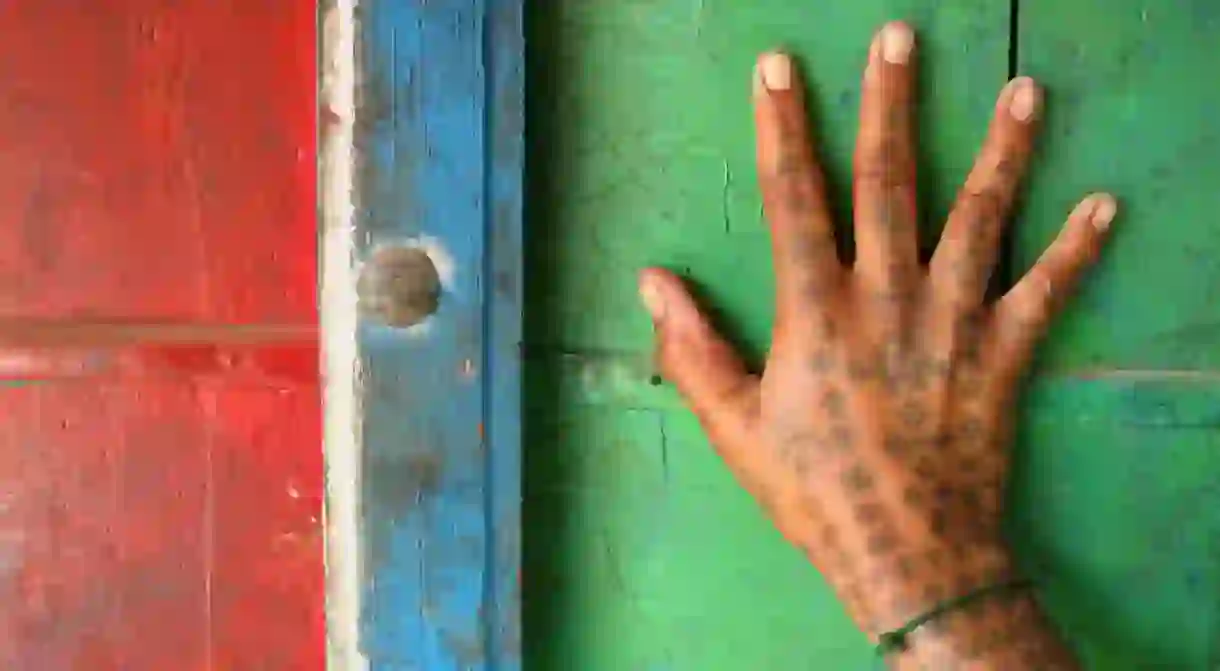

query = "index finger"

[{"left": 753, "top": 51, "right": 842, "bottom": 314}]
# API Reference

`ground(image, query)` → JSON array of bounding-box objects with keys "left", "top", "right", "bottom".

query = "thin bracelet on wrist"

[{"left": 874, "top": 577, "right": 1035, "bottom": 660}]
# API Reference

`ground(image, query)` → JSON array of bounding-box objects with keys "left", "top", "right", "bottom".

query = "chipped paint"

[
  {"left": 0, "top": 2, "right": 321, "bottom": 668},
  {"left": 320, "top": 0, "right": 367, "bottom": 668},
  {"left": 350, "top": 1, "right": 523, "bottom": 668}
]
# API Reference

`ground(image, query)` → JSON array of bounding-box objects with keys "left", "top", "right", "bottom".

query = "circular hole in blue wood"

[{"left": 357, "top": 245, "right": 441, "bottom": 328}]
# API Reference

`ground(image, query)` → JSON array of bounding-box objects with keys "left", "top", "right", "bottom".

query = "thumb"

[{"left": 638, "top": 268, "right": 759, "bottom": 439}]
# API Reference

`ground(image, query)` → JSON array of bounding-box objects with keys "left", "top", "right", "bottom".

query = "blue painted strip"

[
  {"left": 357, "top": 1, "right": 521, "bottom": 669},
  {"left": 482, "top": 1, "right": 523, "bottom": 667}
]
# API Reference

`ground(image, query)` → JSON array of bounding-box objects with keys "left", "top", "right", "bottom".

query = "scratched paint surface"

[
  {"left": 1011, "top": 2, "right": 1220, "bottom": 667},
  {"left": 525, "top": 2, "right": 1007, "bottom": 668},
  {"left": 354, "top": 0, "right": 522, "bottom": 669},
  {"left": 0, "top": 2, "right": 322, "bottom": 670},
  {"left": 527, "top": 1, "right": 1217, "bottom": 669}
]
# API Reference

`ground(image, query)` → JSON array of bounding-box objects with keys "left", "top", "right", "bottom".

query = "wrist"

[
  {"left": 820, "top": 534, "right": 1015, "bottom": 639},
  {"left": 808, "top": 526, "right": 1079, "bottom": 669},
  {"left": 890, "top": 591, "right": 1079, "bottom": 670}
]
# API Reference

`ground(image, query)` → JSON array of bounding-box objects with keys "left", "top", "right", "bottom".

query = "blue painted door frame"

[{"left": 336, "top": 1, "right": 523, "bottom": 668}]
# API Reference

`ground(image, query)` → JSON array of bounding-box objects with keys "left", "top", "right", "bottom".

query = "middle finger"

[{"left": 854, "top": 22, "right": 919, "bottom": 308}]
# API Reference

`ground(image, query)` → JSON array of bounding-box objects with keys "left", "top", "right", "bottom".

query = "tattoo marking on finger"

[
  {"left": 842, "top": 463, "right": 875, "bottom": 492},
  {"left": 828, "top": 424, "right": 855, "bottom": 452},
  {"left": 821, "top": 387, "right": 847, "bottom": 418},
  {"left": 867, "top": 530, "right": 898, "bottom": 555},
  {"left": 854, "top": 500, "right": 884, "bottom": 524},
  {"left": 899, "top": 400, "right": 928, "bottom": 429},
  {"left": 808, "top": 349, "right": 836, "bottom": 374}
]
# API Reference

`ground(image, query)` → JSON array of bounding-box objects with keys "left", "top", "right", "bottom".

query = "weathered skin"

[{"left": 639, "top": 21, "right": 1116, "bottom": 670}]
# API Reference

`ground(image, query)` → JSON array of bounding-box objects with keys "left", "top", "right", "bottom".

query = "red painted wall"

[{"left": 0, "top": 2, "right": 322, "bottom": 669}]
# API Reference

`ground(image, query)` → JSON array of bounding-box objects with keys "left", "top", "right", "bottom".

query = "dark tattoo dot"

[
  {"left": 847, "top": 358, "right": 878, "bottom": 381},
  {"left": 786, "top": 233, "right": 833, "bottom": 261},
  {"left": 949, "top": 570, "right": 978, "bottom": 597},
  {"left": 956, "top": 417, "right": 985, "bottom": 442},
  {"left": 883, "top": 437, "right": 907, "bottom": 457},
  {"left": 925, "top": 549, "right": 945, "bottom": 568},
  {"left": 808, "top": 350, "right": 835, "bottom": 374},
  {"left": 802, "top": 276, "right": 834, "bottom": 302},
  {"left": 821, "top": 524, "right": 839, "bottom": 548},
  {"left": 867, "top": 532, "right": 898, "bottom": 555},
  {"left": 841, "top": 463, "right": 874, "bottom": 492},
  {"left": 982, "top": 484, "right": 1003, "bottom": 512},
  {"left": 902, "top": 486, "right": 925, "bottom": 507},
  {"left": 934, "top": 485, "right": 954, "bottom": 505},
  {"left": 896, "top": 556, "right": 916, "bottom": 580},
  {"left": 954, "top": 315, "right": 986, "bottom": 364},
  {"left": 821, "top": 387, "right": 846, "bottom": 417},
  {"left": 953, "top": 368, "right": 984, "bottom": 396},
  {"left": 788, "top": 448, "right": 811, "bottom": 476},
  {"left": 828, "top": 424, "right": 854, "bottom": 451},
  {"left": 994, "top": 157, "right": 1020, "bottom": 180},
  {"left": 854, "top": 501, "right": 884, "bottom": 524},
  {"left": 951, "top": 540, "right": 975, "bottom": 560},
  {"left": 899, "top": 401, "right": 928, "bottom": 428},
  {"left": 906, "top": 356, "right": 949, "bottom": 391},
  {"left": 930, "top": 509, "right": 949, "bottom": 536},
  {"left": 817, "top": 314, "right": 838, "bottom": 339},
  {"left": 986, "top": 628, "right": 1017, "bottom": 653},
  {"left": 961, "top": 518, "right": 997, "bottom": 547}
]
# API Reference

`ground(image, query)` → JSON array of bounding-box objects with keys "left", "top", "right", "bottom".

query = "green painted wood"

[
  {"left": 1016, "top": 1, "right": 1220, "bottom": 371},
  {"left": 1009, "top": 378, "right": 1220, "bottom": 669},
  {"left": 1010, "top": 2, "right": 1220, "bottom": 668},
  {"left": 526, "top": 1, "right": 1008, "bottom": 357},
  {"left": 525, "top": 2, "right": 1010, "bottom": 669}
]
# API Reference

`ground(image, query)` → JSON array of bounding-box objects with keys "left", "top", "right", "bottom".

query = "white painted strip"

[{"left": 320, "top": 1, "right": 367, "bottom": 669}]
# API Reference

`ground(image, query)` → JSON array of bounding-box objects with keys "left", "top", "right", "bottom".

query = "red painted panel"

[
  {"left": 0, "top": 1, "right": 321, "bottom": 669},
  {"left": 0, "top": 379, "right": 323, "bottom": 670},
  {"left": 0, "top": 1, "right": 316, "bottom": 322}
]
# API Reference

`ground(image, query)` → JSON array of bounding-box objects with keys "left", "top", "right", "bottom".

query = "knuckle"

[
  {"left": 855, "top": 166, "right": 905, "bottom": 193},
  {"left": 764, "top": 176, "right": 821, "bottom": 219},
  {"left": 955, "top": 188, "right": 1004, "bottom": 223},
  {"left": 991, "top": 154, "right": 1024, "bottom": 182},
  {"left": 771, "top": 146, "right": 812, "bottom": 180},
  {"left": 1004, "top": 287, "right": 1051, "bottom": 328}
]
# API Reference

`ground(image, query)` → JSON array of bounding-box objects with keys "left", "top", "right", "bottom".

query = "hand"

[{"left": 638, "top": 21, "right": 1110, "bottom": 668}]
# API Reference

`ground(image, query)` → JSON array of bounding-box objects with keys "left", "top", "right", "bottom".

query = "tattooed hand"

[{"left": 638, "top": 22, "right": 1112, "bottom": 670}]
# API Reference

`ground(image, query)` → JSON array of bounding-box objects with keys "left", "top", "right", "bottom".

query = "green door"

[{"left": 526, "top": 3, "right": 1220, "bottom": 668}]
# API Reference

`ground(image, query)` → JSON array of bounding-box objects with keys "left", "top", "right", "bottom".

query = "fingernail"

[
  {"left": 757, "top": 52, "right": 792, "bottom": 91},
  {"left": 879, "top": 22, "right": 914, "bottom": 64},
  {"left": 639, "top": 275, "right": 667, "bottom": 321},
  {"left": 1089, "top": 193, "right": 1118, "bottom": 232},
  {"left": 1005, "top": 77, "right": 1040, "bottom": 122}
]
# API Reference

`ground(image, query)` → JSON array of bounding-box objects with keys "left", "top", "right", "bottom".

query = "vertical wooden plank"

[
  {"left": 485, "top": 2, "right": 526, "bottom": 662},
  {"left": 0, "top": 2, "right": 317, "bottom": 323},
  {"left": 0, "top": 2, "right": 323, "bottom": 669},
  {"left": 322, "top": 0, "right": 523, "bottom": 668},
  {"left": 1013, "top": 2, "right": 1220, "bottom": 668},
  {"left": 524, "top": 2, "right": 1010, "bottom": 669},
  {"left": 1016, "top": 1, "right": 1220, "bottom": 371}
]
